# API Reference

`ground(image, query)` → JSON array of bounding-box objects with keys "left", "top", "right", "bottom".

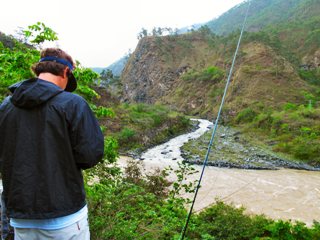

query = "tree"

[
  {"left": 100, "top": 69, "right": 114, "bottom": 80},
  {"left": 137, "top": 28, "right": 148, "bottom": 40},
  {"left": 23, "top": 22, "right": 58, "bottom": 48}
]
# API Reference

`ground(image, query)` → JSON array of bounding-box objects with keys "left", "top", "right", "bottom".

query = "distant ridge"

[
  {"left": 91, "top": 55, "right": 128, "bottom": 76},
  {"left": 205, "top": 0, "right": 318, "bottom": 35}
]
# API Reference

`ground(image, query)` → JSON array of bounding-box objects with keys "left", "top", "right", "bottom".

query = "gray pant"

[{"left": 13, "top": 216, "right": 90, "bottom": 240}]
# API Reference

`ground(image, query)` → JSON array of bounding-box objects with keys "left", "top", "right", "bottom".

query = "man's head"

[{"left": 32, "top": 48, "right": 77, "bottom": 92}]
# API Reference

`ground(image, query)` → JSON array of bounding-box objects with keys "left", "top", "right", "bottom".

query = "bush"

[
  {"left": 86, "top": 160, "right": 193, "bottom": 240},
  {"left": 191, "top": 201, "right": 271, "bottom": 239},
  {"left": 113, "top": 103, "right": 192, "bottom": 152},
  {"left": 235, "top": 107, "right": 257, "bottom": 123},
  {"left": 90, "top": 105, "right": 115, "bottom": 118},
  {"left": 283, "top": 102, "right": 298, "bottom": 111},
  {"left": 0, "top": 41, "right": 39, "bottom": 96},
  {"left": 299, "top": 69, "right": 320, "bottom": 86},
  {"left": 253, "top": 112, "right": 273, "bottom": 129},
  {"left": 117, "top": 127, "right": 136, "bottom": 143},
  {"left": 292, "top": 136, "right": 320, "bottom": 162},
  {"left": 181, "top": 66, "right": 224, "bottom": 82},
  {"left": 265, "top": 220, "right": 314, "bottom": 240},
  {"left": 128, "top": 103, "right": 169, "bottom": 128}
]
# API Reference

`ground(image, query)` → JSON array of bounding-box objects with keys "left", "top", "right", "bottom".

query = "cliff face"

[
  {"left": 120, "top": 32, "right": 315, "bottom": 118},
  {"left": 121, "top": 37, "right": 179, "bottom": 103},
  {"left": 121, "top": 34, "right": 219, "bottom": 104}
]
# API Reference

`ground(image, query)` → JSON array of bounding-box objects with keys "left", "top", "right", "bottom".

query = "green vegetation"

[
  {"left": 23, "top": 22, "right": 58, "bottom": 45},
  {"left": 205, "top": 0, "right": 320, "bottom": 69},
  {"left": 85, "top": 160, "right": 195, "bottom": 240},
  {"left": 0, "top": 23, "right": 60, "bottom": 101},
  {"left": 235, "top": 107, "right": 258, "bottom": 123},
  {"left": 0, "top": 24, "right": 100, "bottom": 103},
  {"left": 206, "top": 0, "right": 318, "bottom": 36},
  {"left": 106, "top": 103, "right": 191, "bottom": 152},
  {"left": 0, "top": 39, "right": 39, "bottom": 100},
  {"left": 182, "top": 66, "right": 225, "bottom": 82},
  {"left": 85, "top": 159, "right": 320, "bottom": 239},
  {"left": 233, "top": 101, "right": 320, "bottom": 165},
  {"left": 299, "top": 69, "right": 320, "bottom": 86}
]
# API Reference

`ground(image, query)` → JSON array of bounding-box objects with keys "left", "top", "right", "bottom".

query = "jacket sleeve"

[
  {"left": 68, "top": 96, "right": 104, "bottom": 169},
  {"left": 0, "top": 97, "right": 11, "bottom": 170}
]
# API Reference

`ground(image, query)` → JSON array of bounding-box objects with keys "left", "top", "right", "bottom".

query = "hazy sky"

[{"left": 1, "top": 0, "right": 245, "bottom": 67}]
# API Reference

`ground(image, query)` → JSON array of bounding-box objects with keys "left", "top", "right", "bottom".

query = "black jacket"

[{"left": 0, "top": 78, "right": 104, "bottom": 219}]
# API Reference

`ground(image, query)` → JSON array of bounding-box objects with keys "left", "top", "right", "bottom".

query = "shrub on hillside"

[
  {"left": 298, "top": 69, "right": 320, "bottom": 86},
  {"left": 116, "top": 127, "right": 136, "bottom": 144},
  {"left": 191, "top": 201, "right": 271, "bottom": 239},
  {"left": 235, "top": 107, "right": 258, "bottom": 123},
  {"left": 182, "top": 66, "right": 224, "bottom": 82}
]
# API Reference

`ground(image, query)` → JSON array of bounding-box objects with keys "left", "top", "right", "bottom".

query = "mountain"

[
  {"left": 121, "top": 32, "right": 311, "bottom": 115},
  {"left": 121, "top": 0, "right": 320, "bottom": 111},
  {"left": 105, "top": 56, "right": 128, "bottom": 76},
  {"left": 109, "top": 0, "right": 320, "bottom": 77},
  {"left": 92, "top": 56, "right": 129, "bottom": 76},
  {"left": 120, "top": 0, "right": 320, "bottom": 165}
]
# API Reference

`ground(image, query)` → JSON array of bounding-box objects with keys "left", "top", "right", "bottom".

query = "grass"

[{"left": 234, "top": 103, "right": 320, "bottom": 165}]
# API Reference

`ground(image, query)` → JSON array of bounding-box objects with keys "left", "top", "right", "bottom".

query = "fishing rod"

[{"left": 179, "top": 1, "right": 251, "bottom": 239}]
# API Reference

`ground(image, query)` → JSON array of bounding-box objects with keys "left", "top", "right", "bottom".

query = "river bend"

[{"left": 125, "top": 119, "right": 320, "bottom": 225}]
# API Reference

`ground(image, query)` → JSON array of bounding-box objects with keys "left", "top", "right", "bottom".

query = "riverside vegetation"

[{"left": 1, "top": 23, "right": 320, "bottom": 239}]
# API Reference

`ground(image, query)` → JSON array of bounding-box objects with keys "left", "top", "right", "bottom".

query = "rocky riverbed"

[{"left": 181, "top": 122, "right": 320, "bottom": 171}]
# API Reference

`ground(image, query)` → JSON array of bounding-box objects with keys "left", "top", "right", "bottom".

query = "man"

[{"left": 0, "top": 48, "right": 104, "bottom": 239}]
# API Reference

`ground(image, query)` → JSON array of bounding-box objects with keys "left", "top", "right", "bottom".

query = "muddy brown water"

[{"left": 120, "top": 119, "right": 320, "bottom": 226}]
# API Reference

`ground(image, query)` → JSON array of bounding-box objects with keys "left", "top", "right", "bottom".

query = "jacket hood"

[{"left": 9, "top": 78, "right": 63, "bottom": 108}]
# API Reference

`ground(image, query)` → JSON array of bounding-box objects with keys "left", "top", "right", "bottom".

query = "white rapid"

[{"left": 140, "top": 119, "right": 212, "bottom": 165}]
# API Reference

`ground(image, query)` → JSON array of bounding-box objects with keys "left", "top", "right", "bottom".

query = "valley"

[{"left": 1, "top": 0, "right": 320, "bottom": 238}]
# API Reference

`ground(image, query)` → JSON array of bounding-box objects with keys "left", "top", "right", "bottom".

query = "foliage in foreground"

[
  {"left": 85, "top": 160, "right": 192, "bottom": 239},
  {"left": 85, "top": 160, "right": 320, "bottom": 240},
  {"left": 0, "top": 24, "right": 117, "bottom": 122}
]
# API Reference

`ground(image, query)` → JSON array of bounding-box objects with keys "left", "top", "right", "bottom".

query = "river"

[{"left": 119, "top": 119, "right": 320, "bottom": 226}]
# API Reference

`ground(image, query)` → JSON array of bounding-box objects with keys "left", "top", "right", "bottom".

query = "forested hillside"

[{"left": 206, "top": 0, "right": 319, "bottom": 35}]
